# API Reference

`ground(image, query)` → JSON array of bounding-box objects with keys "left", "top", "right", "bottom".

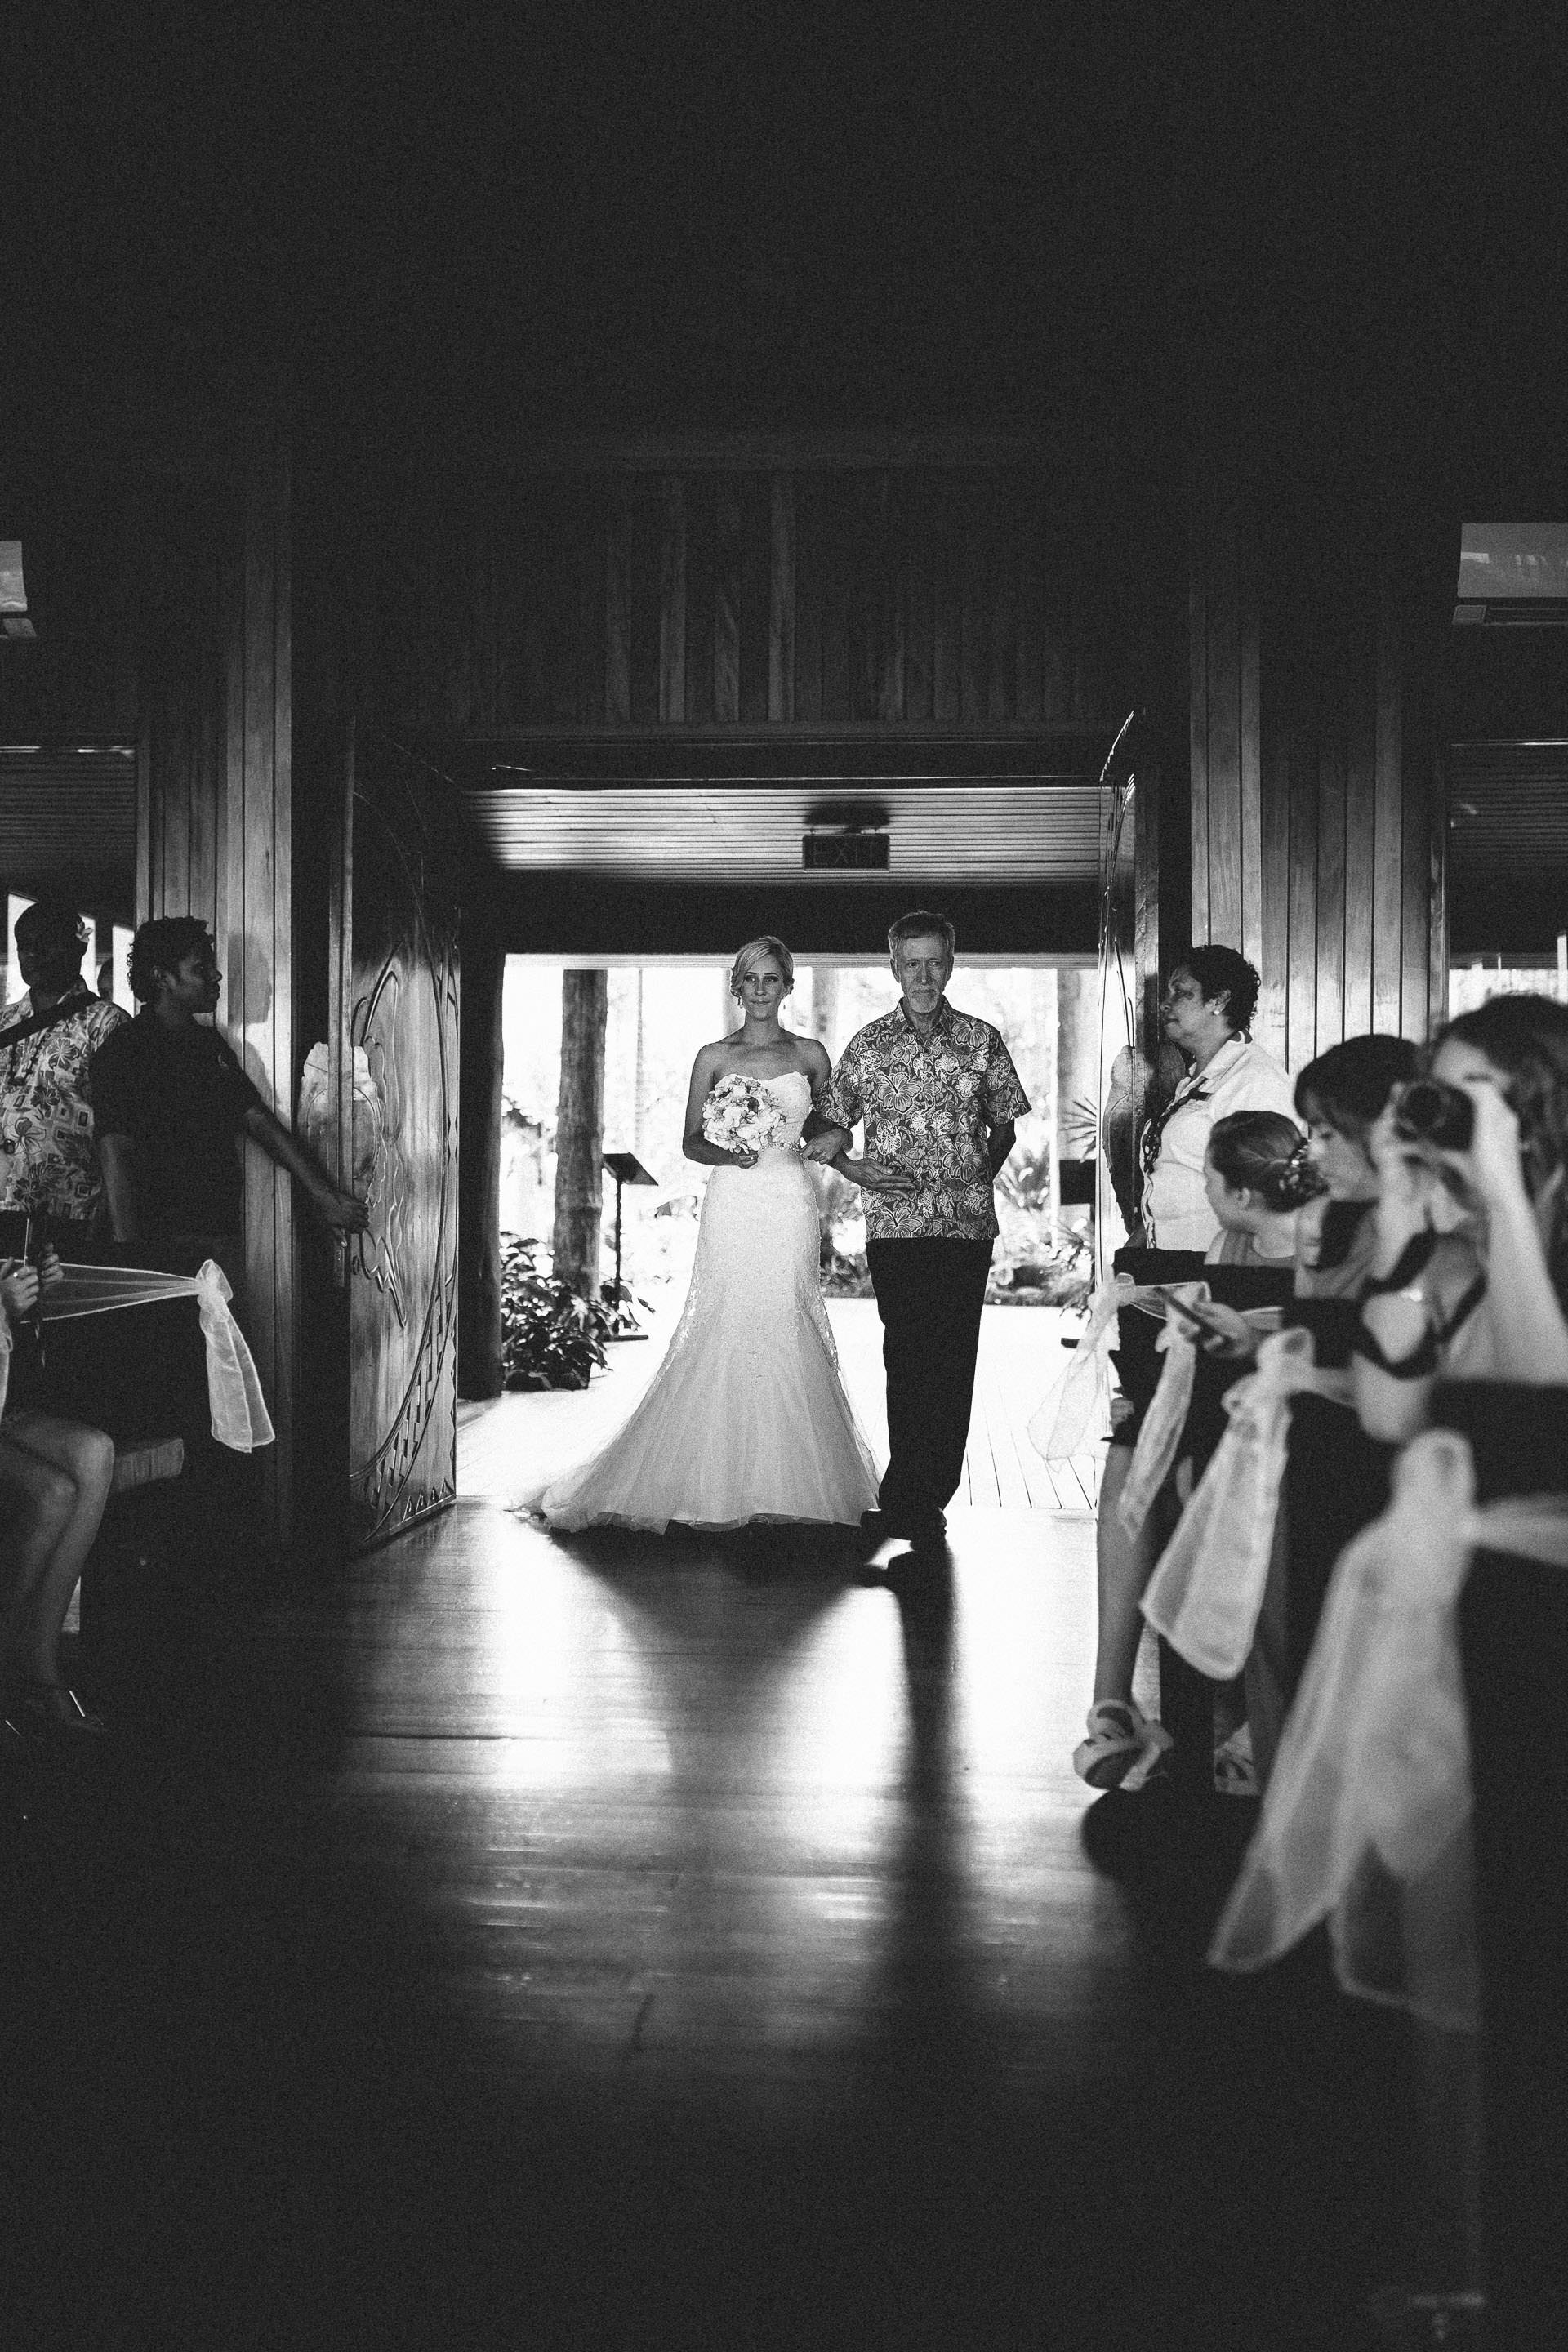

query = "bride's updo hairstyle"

[
  {"left": 729, "top": 935, "right": 795, "bottom": 1000},
  {"left": 1436, "top": 992, "right": 1568, "bottom": 1303},
  {"left": 1206, "top": 1111, "right": 1318, "bottom": 1210}
]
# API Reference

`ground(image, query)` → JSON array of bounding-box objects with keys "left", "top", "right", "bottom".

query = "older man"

[
  {"left": 817, "top": 911, "right": 1028, "bottom": 1551},
  {"left": 0, "top": 898, "right": 129, "bottom": 1249}
]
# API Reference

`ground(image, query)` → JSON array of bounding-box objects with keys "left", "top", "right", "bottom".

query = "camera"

[{"left": 1392, "top": 1078, "right": 1473, "bottom": 1152}]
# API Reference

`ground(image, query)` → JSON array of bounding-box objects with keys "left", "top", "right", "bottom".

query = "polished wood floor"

[
  {"left": 2, "top": 1495, "right": 1417, "bottom": 2350},
  {"left": 458, "top": 1298, "right": 1105, "bottom": 1512}
]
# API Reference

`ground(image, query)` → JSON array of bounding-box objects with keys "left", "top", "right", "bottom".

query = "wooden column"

[
  {"left": 140, "top": 427, "right": 296, "bottom": 1547},
  {"left": 458, "top": 906, "right": 505, "bottom": 1398}
]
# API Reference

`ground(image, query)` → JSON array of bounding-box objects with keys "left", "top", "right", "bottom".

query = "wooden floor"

[
  {"left": 458, "top": 1298, "right": 1106, "bottom": 1512},
  {"left": 2, "top": 1490, "right": 1418, "bottom": 2350}
]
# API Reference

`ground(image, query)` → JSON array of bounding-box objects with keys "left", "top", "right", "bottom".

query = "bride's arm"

[
  {"left": 800, "top": 1039, "right": 851, "bottom": 1164},
  {"left": 681, "top": 1044, "right": 758, "bottom": 1168}
]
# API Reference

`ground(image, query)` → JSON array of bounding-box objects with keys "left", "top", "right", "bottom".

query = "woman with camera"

[{"left": 1214, "top": 996, "right": 1568, "bottom": 2342}]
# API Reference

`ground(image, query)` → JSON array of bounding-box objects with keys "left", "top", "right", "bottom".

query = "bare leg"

[
  {"left": 0, "top": 1437, "right": 78, "bottom": 1689},
  {"left": 1090, "top": 1444, "right": 1158, "bottom": 1708},
  {"left": 0, "top": 1412, "right": 115, "bottom": 1685}
]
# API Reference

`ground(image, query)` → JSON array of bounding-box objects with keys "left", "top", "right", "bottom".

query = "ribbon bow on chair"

[
  {"left": 1209, "top": 1428, "right": 1568, "bottom": 2028},
  {"left": 1139, "top": 1325, "right": 1353, "bottom": 1680}
]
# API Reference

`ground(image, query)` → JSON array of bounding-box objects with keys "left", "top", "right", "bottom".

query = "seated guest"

[
  {"left": 0, "top": 1249, "right": 114, "bottom": 1745},
  {"left": 1211, "top": 1001, "right": 1568, "bottom": 2339},
  {"left": 0, "top": 898, "right": 130, "bottom": 1251},
  {"left": 1130, "top": 1040, "right": 1421, "bottom": 1793},
  {"left": 1075, "top": 947, "right": 1298, "bottom": 1788},
  {"left": 1415, "top": 996, "right": 1568, "bottom": 2348},
  {"left": 1202, "top": 1111, "right": 1312, "bottom": 1267},
  {"left": 91, "top": 917, "right": 367, "bottom": 1275}
]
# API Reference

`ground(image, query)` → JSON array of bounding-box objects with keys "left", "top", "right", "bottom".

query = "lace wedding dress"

[{"left": 526, "top": 1071, "right": 880, "bottom": 1533}]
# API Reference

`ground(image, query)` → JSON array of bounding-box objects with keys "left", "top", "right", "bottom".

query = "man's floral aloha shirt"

[
  {"left": 0, "top": 979, "right": 129, "bottom": 1224},
  {"left": 819, "top": 1000, "right": 1029, "bottom": 1242}
]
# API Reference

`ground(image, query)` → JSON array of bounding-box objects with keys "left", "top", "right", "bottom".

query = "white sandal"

[
  {"left": 1073, "top": 1699, "right": 1173, "bottom": 1792},
  {"left": 1212, "top": 1722, "right": 1258, "bottom": 1797}
]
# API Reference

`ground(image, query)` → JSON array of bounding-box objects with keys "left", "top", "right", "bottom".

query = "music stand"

[{"left": 602, "top": 1151, "right": 657, "bottom": 1338}]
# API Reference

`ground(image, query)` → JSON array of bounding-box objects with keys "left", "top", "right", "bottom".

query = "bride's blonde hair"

[{"left": 729, "top": 936, "right": 795, "bottom": 998}]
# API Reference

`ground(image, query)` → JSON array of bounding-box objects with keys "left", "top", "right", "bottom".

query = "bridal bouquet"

[{"left": 702, "top": 1073, "right": 788, "bottom": 1156}]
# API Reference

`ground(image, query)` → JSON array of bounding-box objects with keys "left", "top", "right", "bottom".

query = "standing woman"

[
  {"left": 1076, "top": 947, "right": 1296, "bottom": 1788},
  {"left": 526, "top": 938, "right": 880, "bottom": 1535}
]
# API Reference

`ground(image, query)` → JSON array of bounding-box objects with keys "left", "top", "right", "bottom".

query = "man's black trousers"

[{"left": 865, "top": 1237, "right": 992, "bottom": 1527}]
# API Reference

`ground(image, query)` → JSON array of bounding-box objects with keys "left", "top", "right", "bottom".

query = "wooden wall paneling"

[
  {"left": 1370, "top": 586, "right": 1405, "bottom": 1035},
  {"left": 932, "top": 477, "right": 961, "bottom": 723},
  {"left": 1015, "top": 485, "right": 1045, "bottom": 725},
  {"left": 767, "top": 473, "right": 795, "bottom": 724},
  {"left": 987, "top": 483, "right": 1018, "bottom": 724},
  {"left": 1313, "top": 612, "right": 1348, "bottom": 1051},
  {"left": 791, "top": 471, "right": 822, "bottom": 721},
  {"left": 1427, "top": 729, "right": 1449, "bottom": 1036},
  {"left": 1238, "top": 519, "right": 1263, "bottom": 975},
  {"left": 604, "top": 485, "right": 631, "bottom": 724},
  {"left": 819, "top": 474, "right": 852, "bottom": 723},
  {"left": 1400, "top": 581, "right": 1433, "bottom": 1041},
  {"left": 959, "top": 487, "right": 987, "bottom": 722},
  {"left": 1040, "top": 513, "right": 1071, "bottom": 725},
  {"left": 738, "top": 473, "right": 770, "bottom": 725},
  {"left": 684, "top": 473, "right": 715, "bottom": 725},
  {"left": 878, "top": 471, "right": 906, "bottom": 724},
  {"left": 904, "top": 472, "right": 934, "bottom": 724},
  {"left": 1205, "top": 508, "right": 1244, "bottom": 951},
  {"left": 573, "top": 479, "right": 607, "bottom": 726},
  {"left": 1187, "top": 506, "right": 1209, "bottom": 946},
  {"left": 849, "top": 473, "right": 879, "bottom": 724},
  {"left": 1285, "top": 629, "right": 1320, "bottom": 1071},
  {"left": 1341, "top": 587, "right": 1378, "bottom": 1038},
  {"left": 629, "top": 486, "right": 662, "bottom": 727},
  {"left": 658, "top": 475, "right": 687, "bottom": 724},
  {"left": 491, "top": 489, "right": 526, "bottom": 728},
  {"left": 1256, "top": 553, "right": 1291, "bottom": 1064},
  {"left": 135, "top": 702, "right": 152, "bottom": 923},
  {"left": 712, "top": 474, "right": 742, "bottom": 724}
]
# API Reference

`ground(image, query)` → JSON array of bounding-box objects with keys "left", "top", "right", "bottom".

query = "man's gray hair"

[{"left": 887, "top": 909, "right": 956, "bottom": 959}]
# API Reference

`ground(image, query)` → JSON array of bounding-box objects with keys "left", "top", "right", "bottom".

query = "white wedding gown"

[{"left": 526, "top": 1072, "right": 880, "bottom": 1533}]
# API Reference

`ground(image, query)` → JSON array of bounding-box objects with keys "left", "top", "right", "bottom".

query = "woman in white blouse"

[
  {"left": 1077, "top": 947, "right": 1299, "bottom": 1789},
  {"left": 1138, "top": 948, "right": 1298, "bottom": 1253}
]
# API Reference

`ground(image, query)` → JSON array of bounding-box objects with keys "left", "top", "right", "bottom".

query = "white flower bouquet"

[{"left": 702, "top": 1073, "right": 788, "bottom": 1157}]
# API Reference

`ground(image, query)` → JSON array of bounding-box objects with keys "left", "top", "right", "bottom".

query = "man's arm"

[
  {"left": 241, "top": 1105, "right": 369, "bottom": 1232},
  {"left": 96, "top": 1133, "right": 141, "bottom": 1244}
]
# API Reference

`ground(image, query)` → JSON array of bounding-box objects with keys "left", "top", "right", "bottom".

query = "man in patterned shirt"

[
  {"left": 817, "top": 911, "right": 1028, "bottom": 1551},
  {"left": 0, "top": 898, "right": 129, "bottom": 1249}
]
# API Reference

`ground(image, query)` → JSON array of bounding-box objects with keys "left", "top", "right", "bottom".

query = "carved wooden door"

[{"left": 330, "top": 723, "right": 460, "bottom": 1551}]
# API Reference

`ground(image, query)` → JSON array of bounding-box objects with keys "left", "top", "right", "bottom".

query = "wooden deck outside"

[{"left": 458, "top": 1296, "right": 1104, "bottom": 1512}]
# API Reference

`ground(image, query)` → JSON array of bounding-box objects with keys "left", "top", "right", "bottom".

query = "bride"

[{"left": 526, "top": 937, "right": 881, "bottom": 1534}]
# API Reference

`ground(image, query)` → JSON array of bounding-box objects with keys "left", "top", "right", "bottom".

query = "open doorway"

[{"left": 458, "top": 952, "right": 1106, "bottom": 1515}]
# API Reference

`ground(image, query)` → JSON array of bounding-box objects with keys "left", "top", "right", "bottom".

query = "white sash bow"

[
  {"left": 8, "top": 1259, "right": 274, "bottom": 1454},
  {"left": 1140, "top": 1326, "right": 1352, "bottom": 1678},
  {"left": 1209, "top": 1428, "right": 1568, "bottom": 2030}
]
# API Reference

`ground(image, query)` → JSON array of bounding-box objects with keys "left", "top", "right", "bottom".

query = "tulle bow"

[
  {"left": 1027, "top": 1276, "right": 1134, "bottom": 1461},
  {"left": 1209, "top": 1428, "right": 1568, "bottom": 2029},
  {"left": 1140, "top": 1325, "right": 1352, "bottom": 1678},
  {"left": 16, "top": 1258, "right": 275, "bottom": 1454}
]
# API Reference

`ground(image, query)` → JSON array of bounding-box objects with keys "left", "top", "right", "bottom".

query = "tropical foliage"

[{"left": 500, "top": 1233, "right": 617, "bottom": 1391}]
